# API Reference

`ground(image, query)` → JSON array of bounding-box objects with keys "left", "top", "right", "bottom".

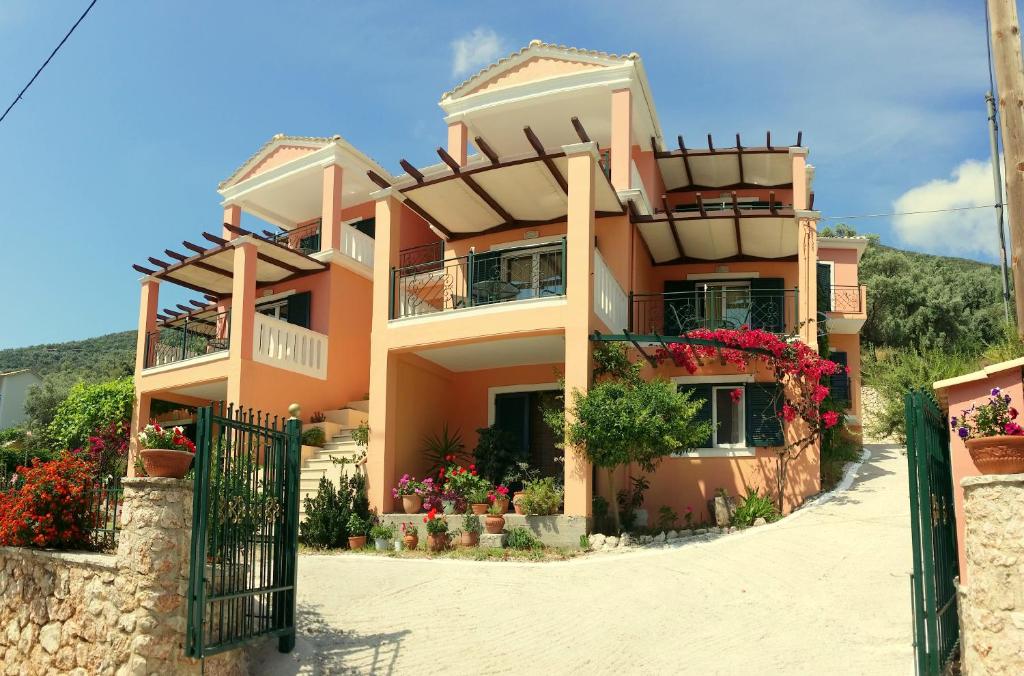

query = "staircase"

[{"left": 298, "top": 400, "right": 368, "bottom": 520}]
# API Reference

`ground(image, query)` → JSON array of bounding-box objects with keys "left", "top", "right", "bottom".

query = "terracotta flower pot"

[
  {"left": 426, "top": 533, "right": 449, "bottom": 552},
  {"left": 513, "top": 492, "right": 526, "bottom": 515},
  {"left": 494, "top": 497, "right": 509, "bottom": 513},
  {"left": 460, "top": 531, "right": 479, "bottom": 547},
  {"left": 485, "top": 515, "right": 505, "bottom": 534},
  {"left": 402, "top": 494, "right": 423, "bottom": 514},
  {"left": 967, "top": 435, "right": 1024, "bottom": 474},
  {"left": 403, "top": 534, "right": 419, "bottom": 550},
  {"left": 470, "top": 503, "right": 489, "bottom": 515},
  {"left": 348, "top": 535, "right": 367, "bottom": 550},
  {"left": 140, "top": 449, "right": 194, "bottom": 478}
]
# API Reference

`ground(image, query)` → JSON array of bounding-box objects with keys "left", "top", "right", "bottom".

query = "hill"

[{"left": 0, "top": 331, "right": 136, "bottom": 383}]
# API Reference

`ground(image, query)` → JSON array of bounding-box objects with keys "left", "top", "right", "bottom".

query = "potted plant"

[
  {"left": 370, "top": 521, "right": 396, "bottom": 551},
  {"left": 458, "top": 512, "right": 482, "bottom": 547},
  {"left": 490, "top": 484, "right": 510, "bottom": 513},
  {"left": 347, "top": 514, "right": 369, "bottom": 550},
  {"left": 519, "top": 477, "right": 564, "bottom": 516},
  {"left": 423, "top": 509, "right": 449, "bottom": 552},
  {"left": 504, "top": 462, "right": 539, "bottom": 515},
  {"left": 137, "top": 423, "right": 196, "bottom": 478},
  {"left": 954, "top": 387, "right": 1024, "bottom": 474},
  {"left": 484, "top": 501, "right": 505, "bottom": 534},
  {"left": 392, "top": 474, "right": 429, "bottom": 514},
  {"left": 400, "top": 521, "right": 419, "bottom": 550},
  {"left": 445, "top": 462, "right": 491, "bottom": 514}
]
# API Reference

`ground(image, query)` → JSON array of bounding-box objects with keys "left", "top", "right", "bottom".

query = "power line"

[
  {"left": 820, "top": 204, "right": 1003, "bottom": 221},
  {"left": 0, "top": 0, "right": 99, "bottom": 126}
]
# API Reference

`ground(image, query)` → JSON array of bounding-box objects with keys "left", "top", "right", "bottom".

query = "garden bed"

[{"left": 301, "top": 544, "right": 583, "bottom": 562}]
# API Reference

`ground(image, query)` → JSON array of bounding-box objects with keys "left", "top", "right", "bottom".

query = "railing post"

[
  {"left": 280, "top": 407, "right": 301, "bottom": 654},
  {"left": 467, "top": 248, "right": 475, "bottom": 308},
  {"left": 181, "top": 317, "right": 189, "bottom": 361},
  {"left": 793, "top": 287, "right": 800, "bottom": 333},
  {"left": 560, "top": 236, "right": 567, "bottom": 295},
  {"left": 627, "top": 291, "right": 634, "bottom": 333},
  {"left": 389, "top": 267, "right": 396, "bottom": 319}
]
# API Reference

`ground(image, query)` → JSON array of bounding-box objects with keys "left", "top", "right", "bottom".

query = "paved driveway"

[{"left": 258, "top": 444, "right": 913, "bottom": 675}]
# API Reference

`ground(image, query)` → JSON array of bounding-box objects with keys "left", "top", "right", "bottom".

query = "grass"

[{"left": 301, "top": 542, "right": 584, "bottom": 562}]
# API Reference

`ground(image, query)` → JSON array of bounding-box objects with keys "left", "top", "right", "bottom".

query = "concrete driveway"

[{"left": 258, "top": 444, "right": 913, "bottom": 675}]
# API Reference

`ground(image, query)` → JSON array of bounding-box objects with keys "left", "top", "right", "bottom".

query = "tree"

[{"left": 46, "top": 378, "right": 134, "bottom": 452}]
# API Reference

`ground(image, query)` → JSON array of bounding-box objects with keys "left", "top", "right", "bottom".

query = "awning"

[{"left": 655, "top": 133, "right": 799, "bottom": 192}]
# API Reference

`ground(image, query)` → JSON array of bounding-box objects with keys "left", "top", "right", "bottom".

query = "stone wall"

[
  {"left": 960, "top": 473, "right": 1024, "bottom": 675},
  {"left": 0, "top": 478, "right": 249, "bottom": 675}
]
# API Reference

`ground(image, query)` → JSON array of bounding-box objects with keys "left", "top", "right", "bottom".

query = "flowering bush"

[
  {"left": 137, "top": 423, "right": 196, "bottom": 453},
  {"left": 423, "top": 508, "right": 448, "bottom": 535},
  {"left": 73, "top": 420, "right": 129, "bottom": 480},
  {"left": 489, "top": 484, "right": 510, "bottom": 503},
  {"left": 0, "top": 453, "right": 95, "bottom": 549},
  {"left": 952, "top": 387, "right": 1022, "bottom": 439},
  {"left": 391, "top": 474, "right": 431, "bottom": 498},
  {"left": 439, "top": 458, "right": 492, "bottom": 503},
  {"left": 399, "top": 521, "right": 418, "bottom": 537}
]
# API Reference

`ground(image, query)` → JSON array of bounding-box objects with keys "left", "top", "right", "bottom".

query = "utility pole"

[
  {"left": 987, "top": 0, "right": 1024, "bottom": 335},
  {"left": 986, "top": 91, "right": 1012, "bottom": 322}
]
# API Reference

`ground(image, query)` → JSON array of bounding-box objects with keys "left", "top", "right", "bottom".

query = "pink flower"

[
  {"left": 822, "top": 411, "right": 840, "bottom": 429},
  {"left": 812, "top": 385, "right": 830, "bottom": 404},
  {"left": 729, "top": 388, "right": 743, "bottom": 403},
  {"left": 781, "top": 404, "right": 797, "bottom": 422},
  {"left": 1005, "top": 422, "right": 1023, "bottom": 436}
]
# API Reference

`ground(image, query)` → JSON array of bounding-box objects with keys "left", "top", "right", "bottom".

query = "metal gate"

[
  {"left": 186, "top": 404, "right": 301, "bottom": 658},
  {"left": 905, "top": 389, "right": 959, "bottom": 675}
]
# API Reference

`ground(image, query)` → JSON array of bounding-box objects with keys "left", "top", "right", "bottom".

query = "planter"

[
  {"left": 426, "top": 533, "right": 449, "bottom": 552},
  {"left": 513, "top": 492, "right": 526, "bottom": 515},
  {"left": 485, "top": 514, "right": 505, "bottom": 534},
  {"left": 348, "top": 535, "right": 367, "bottom": 550},
  {"left": 967, "top": 435, "right": 1024, "bottom": 474},
  {"left": 441, "top": 500, "right": 457, "bottom": 515},
  {"left": 494, "top": 497, "right": 509, "bottom": 513},
  {"left": 402, "top": 534, "right": 419, "bottom": 550},
  {"left": 401, "top": 494, "right": 423, "bottom": 514},
  {"left": 374, "top": 537, "right": 390, "bottom": 551},
  {"left": 470, "top": 503, "right": 489, "bottom": 515},
  {"left": 393, "top": 539, "right": 402, "bottom": 552},
  {"left": 460, "top": 531, "right": 480, "bottom": 547},
  {"left": 140, "top": 449, "right": 194, "bottom": 478}
]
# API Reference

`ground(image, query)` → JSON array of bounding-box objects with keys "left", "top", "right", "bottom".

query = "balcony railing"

[
  {"left": 144, "top": 310, "right": 231, "bottom": 368},
  {"left": 822, "top": 285, "right": 865, "bottom": 314},
  {"left": 252, "top": 313, "right": 328, "bottom": 379},
  {"left": 629, "top": 288, "right": 799, "bottom": 336},
  {"left": 266, "top": 221, "right": 322, "bottom": 255},
  {"left": 390, "top": 239, "right": 566, "bottom": 319},
  {"left": 398, "top": 241, "right": 445, "bottom": 273}
]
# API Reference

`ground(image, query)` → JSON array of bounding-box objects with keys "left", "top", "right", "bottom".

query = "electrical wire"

[
  {"left": 819, "top": 204, "right": 1003, "bottom": 221},
  {"left": 0, "top": 0, "right": 99, "bottom": 126}
]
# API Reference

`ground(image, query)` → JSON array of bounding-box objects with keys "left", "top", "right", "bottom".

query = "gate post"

[{"left": 279, "top": 407, "right": 302, "bottom": 653}]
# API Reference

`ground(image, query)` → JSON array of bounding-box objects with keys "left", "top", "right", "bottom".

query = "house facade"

[
  {"left": 127, "top": 41, "right": 866, "bottom": 527},
  {"left": 0, "top": 370, "right": 41, "bottom": 430}
]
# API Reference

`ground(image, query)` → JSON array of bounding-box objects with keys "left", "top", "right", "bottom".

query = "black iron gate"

[
  {"left": 905, "top": 389, "right": 959, "bottom": 675},
  {"left": 186, "top": 404, "right": 301, "bottom": 658}
]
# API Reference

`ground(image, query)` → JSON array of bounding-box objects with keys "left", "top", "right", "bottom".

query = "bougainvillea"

[
  {"left": 72, "top": 420, "right": 129, "bottom": 480},
  {"left": 0, "top": 453, "right": 96, "bottom": 549}
]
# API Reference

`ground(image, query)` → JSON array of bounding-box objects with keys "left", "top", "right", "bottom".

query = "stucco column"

[
  {"left": 135, "top": 277, "right": 160, "bottom": 374},
  {"left": 321, "top": 163, "right": 344, "bottom": 252},
  {"left": 562, "top": 142, "right": 598, "bottom": 517},
  {"left": 447, "top": 121, "right": 469, "bottom": 167},
  {"left": 796, "top": 213, "right": 819, "bottom": 349},
  {"left": 229, "top": 238, "right": 258, "bottom": 363},
  {"left": 222, "top": 203, "right": 242, "bottom": 241},
  {"left": 366, "top": 189, "right": 404, "bottom": 513},
  {"left": 610, "top": 88, "right": 633, "bottom": 191}
]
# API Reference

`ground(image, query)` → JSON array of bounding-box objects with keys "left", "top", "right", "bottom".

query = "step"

[
  {"left": 303, "top": 421, "right": 343, "bottom": 440},
  {"left": 346, "top": 399, "right": 369, "bottom": 413},
  {"left": 322, "top": 408, "right": 368, "bottom": 428}
]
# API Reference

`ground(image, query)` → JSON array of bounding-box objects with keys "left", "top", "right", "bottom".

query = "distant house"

[{"left": 0, "top": 370, "right": 41, "bottom": 429}]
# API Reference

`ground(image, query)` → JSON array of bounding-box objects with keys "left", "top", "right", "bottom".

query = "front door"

[{"left": 493, "top": 390, "right": 563, "bottom": 480}]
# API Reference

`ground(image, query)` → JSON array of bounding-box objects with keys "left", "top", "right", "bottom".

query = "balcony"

[
  {"left": 629, "top": 288, "right": 800, "bottom": 336},
  {"left": 264, "top": 221, "right": 322, "bottom": 255},
  {"left": 821, "top": 284, "right": 867, "bottom": 334},
  {"left": 143, "top": 310, "right": 231, "bottom": 369},
  {"left": 389, "top": 239, "right": 566, "bottom": 319}
]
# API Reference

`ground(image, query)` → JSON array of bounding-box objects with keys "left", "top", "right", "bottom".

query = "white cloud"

[
  {"left": 450, "top": 28, "right": 505, "bottom": 78},
  {"left": 892, "top": 158, "right": 1003, "bottom": 258}
]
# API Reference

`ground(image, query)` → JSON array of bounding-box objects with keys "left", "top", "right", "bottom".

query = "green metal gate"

[
  {"left": 905, "top": 389, "right": 959, "bottom": 675},
  {"left": 186, "top": 404, "right": 301, "bottom": 658}
]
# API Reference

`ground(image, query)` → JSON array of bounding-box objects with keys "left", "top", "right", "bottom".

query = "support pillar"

[
  {"left": 222, "top": 203, "right": 242, "bottom": 241},
  {"left": 229, "top": 238, "right": 258, "bottom": 363},
  {"left": 129, "top": 277, "right": 160, "bottom": 477},
  {"left": 562, "top": 142, "right": 598, "bottom": 517},
  {"left": 447, "top": 121, "right": 469, "bottom": 167},
  {"left": 321, "top": 163, "right": 344, "bottom": 251},
  {"left": 791, "top": 147, "right": 818, "bottom": 348},
  {"left": 610, "top": 88, "right": 633, "bottom": 191},
  {"left": 366, "top": 189, "right": 404, "bottom": 513}
]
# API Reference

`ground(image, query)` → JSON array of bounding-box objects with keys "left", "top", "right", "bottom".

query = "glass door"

[{"left": 699, "top": 282, "right": 751, "bottom": 329}]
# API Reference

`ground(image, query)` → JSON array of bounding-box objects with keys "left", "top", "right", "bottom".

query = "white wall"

[{"left": 0, "top": 372, "right": 41, "bottom": 429}]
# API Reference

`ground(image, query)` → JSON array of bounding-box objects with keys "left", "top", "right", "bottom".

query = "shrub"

[
  {"left": 299, "top": 468, "right": 372, "bottom": 549},
  {"left": 351, "top": 422, "right": 369, "bottom": 448},
  {"left": 473, "top": 425, "right": 525, "bottom": 486},
  {"left": 74, "top": 420, "right": 129, "bottom": 480},
  {"left": 519, "top": 477, "right": 563, "bottom": 515},
  {"left": 369, "top": 522, "right": 396, "bottom": 540},
  {"left": 47, "top": 378, "right": 134, "bottom": 452},
  {"left": 0, "top": 453, "right": 95, "bottom": 549},
  {"left": 731, "top": 489, "right": 781, "bottom": 527},
  {"left": 656, "top": 505, "right": 679, "bottom": 532},
  {"left": 347, "top": 514, "right": 370, "bottom": 539},
  {"left": 460, "top": 512, "right": 482, "bottom": 535},
  {"left": 422, "top": 423, "right": 465, "bottom": 475},
  {"left": 301, "top": 427, "right": 326, "bottom": 447},
  {"left": 506, "top": 526, "right": 541, "bottom": 550}
]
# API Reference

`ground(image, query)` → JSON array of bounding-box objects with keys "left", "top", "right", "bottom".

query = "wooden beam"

[
  {"left": 183, "top": 240, "right": 207, "bottom": 255},
  {"left": 809, "top": 192, "right": 815, "bottom": 210},
  {"left": 399, "top": 159, "right": 424, "bottom": 183},
  {"left": 707, "top": 133, "right": 715, "bottom": 152},
  {"left": 474, "top": 136, "right": 500, "bottom": 165},
  {"left": 732, "top": 191, "right": 743, "bottom": 255},
  {"left": 666, "top": 181, "right": 792, "bottom": 193},
  {"left": 256, "top": 252, "right": 301, "bottom": 274},
  {"left": 189, "top": 299, "right": 208, "bottom": 309},
  {"left": 202, "top": 232, "right": 229, "bottom": 246},
  {"left": 676, "top": 135, "right": 694, "bottom": 186},
  {"left": 735, "top": 133, "right": 745, "bottom": 184},
  {"left": 571, "top": 116, "right": 591, "bottom": 143},
  {"left": 203, "top": 294, "right": 218, "bottom": 302},
  {"left": 766, "top": 130, "right": 773, "bottom": 150},
  {"left": 650, "top": 136, "right": 661, "bottom": 153},
  {"left": 164, "top": 249, "right": 188, "bottom": 263},
  {"left": 191, "top": 260, "right": 233, "bottom": 278},
  {"left": 524, "top": 126, "right": 568, "bottom": 194},
  {"left": 623, "top": 331, "right": 658, "bottom": 368},
  {"left": 162, "top": 308, "right": 181, "bottom": 317},
  {"left": 176, "top": 304, "right": 194, "bottom": 314},
  {"left": 402, "top": 196, "right": 454, "bottom": 239},
  {"left": 366, "top": 170, "right": 392, "bottom": 190},
  {"left": 132, "top": 264, "right": 155, "bottom": 275},
  {"left": 148, "top": 257, "right": 170, "bottom": 269},
  {"left": 436, "top": 147, "right": 462, "bottom": 173},
  {"left": 156, "top": 314, "right": 169, "bottom": 322},
  {"left": 769, "top": 191, "right": 778, "bottom": 216},
  {"left": 461, "top": 174, "right": 513, "bottom": 225},
  {"left": 695, "top": 193, "right": 707, "bottom": 218},
  {"left": 158, "top": 274, "right": 223, "bottom": 298},
  {"left": 662, "top": 195, "right": 686, "bottom": 260},
  {"left": 796, "top": 130, "right": 803, "bottom": 146},
  {"left": 223, "top": 223, "right": 255, "bottom": 238}
]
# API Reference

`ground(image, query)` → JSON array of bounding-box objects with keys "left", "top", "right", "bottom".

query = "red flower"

[
  {"left": 822, "top": 410, "right": 840, "bottom": 429},
  {"left": 729, "top": 388, "right": 743, "bottom": 403}
]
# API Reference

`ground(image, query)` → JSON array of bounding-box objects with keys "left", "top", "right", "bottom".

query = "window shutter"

[
  {"left": 664, "top": 280, "right": 699, "bottom": 336},
  {"left": 745, "top": 382, "right": 784, "bottom": 447},
  {"left": 678, "top": 383, "right": 713, "bottom": 448},
  {"left": 749, "top": 277, "right": 785, "bottom": 332},
  {"left": 352, "top": 217, "right": 376, "bottom": 239},
  {"left": 494, "top": 393, "right": 530, "bottom": 455},
  {"left": 829, "top": 351, "right": 851, "bottom": 404},
  {"left": 286, "top": 292, "right": 311, "bottom": 329},
  {"left": 816, "top": 263, "right": 832, "bottom": 313}
]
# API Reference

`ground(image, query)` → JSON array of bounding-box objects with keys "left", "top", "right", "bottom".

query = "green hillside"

[{"left": 0, "top": 331, "right": 136, "bottom": 383}]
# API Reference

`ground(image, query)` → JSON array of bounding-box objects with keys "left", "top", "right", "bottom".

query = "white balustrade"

[
  {"left": 341, "top": 223, "right": 374, "bottom": 268},
  {"left": 594, "top": 249, "right": 629, "bottom": 332},
  {"left": 252, "top": 314, "right": 328, "bottom": 379}
]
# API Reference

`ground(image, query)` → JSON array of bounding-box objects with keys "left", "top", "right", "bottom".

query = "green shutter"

[
  {"left": 817, "top": 263, "right": 832, "bottom": 313},
  {"left": 745, "top": 382, "right": 784, "bottom": 447},
  {"left": 829, "top": 351, "right": 851, "bottom": 404},
  {"left": 678, "top": 383, "right": 713, "bottom": 448},
  {"left": 749, "top": 277, "right": 785, "bottom": 332},
  {"left": 286, "top": 292, "right": 311, "bottom": 329},
  {"left": 664, "top": 280, "right": 699, "bottom": 336},
  {"left": 352, "top": 217, "right": 376, "bottom": 239},
  {"left": 494, "top": 393, "right": 530, "bottom": 456}
]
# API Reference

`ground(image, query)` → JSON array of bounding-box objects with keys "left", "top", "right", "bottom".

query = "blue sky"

[{"left": 0, "top": 0, "right": 1008, "bottom": 349}]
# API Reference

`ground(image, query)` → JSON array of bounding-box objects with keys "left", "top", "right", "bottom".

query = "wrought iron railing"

[
  {"left": 389, "top": 239, "right": 566, "bottom": 319},
  {"left": 86, "top": 476, "right": 123, "bottom": 551},
  {"left": 824, "top": 285, "right": 865, "bottom": 314},
  {"left": 673, "top": 200, "right": 792, "bottom": 214},
  {"left": 629, "top": 288, "right": 799, "bottom": 336},
  {"left": 266, "top": 221, "right": 322, "bottom": 255},
  {"left": 145, "top": 310, "right": 231, "bottom": 368},
  {"left": 398, "top": 241, "right": 445, "bottom": 273}
]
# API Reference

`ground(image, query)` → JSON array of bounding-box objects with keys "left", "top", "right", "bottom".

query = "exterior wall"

[
  {"left": 829, "top": 332, "right": 863, "bottom": 427},
  {"left": 817, "top": 246, "right": 859, "bottom": 286},
  {"left": 631, "top": 146, "right": 665, "bottom": 206},
  {"left": 0, "top": 371, "right": 41, "bottom": 429},
  {"left": 442, "top": 222, "right": 567, "bottom": 258},
  {"left": 389, "top": 355, "right": 452, "bottom": 508},
  {"left": 238, "top": 144, "right": 318, "bottom": 184},
  {"left": 467, "top": 56, "right": 605, "bottom": 96}
]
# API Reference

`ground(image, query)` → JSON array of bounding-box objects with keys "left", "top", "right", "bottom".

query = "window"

[
  {"left": 257, "top": 299, "right": 290, "bottom": 322},
  {"left": 698, "top": 281, "right": 751, "bottom": 330},
  {"left": 712, "top": 386, "right": 745, "bottom": 448},
  {"left": 677, "top": 381, "right": 783, "bottom": 454},
  {"left": 255, "top": 291, "right": 310, "bottom": 329},
  {"left": 500, "top": 245, "right": 563, "bottom": 300}
]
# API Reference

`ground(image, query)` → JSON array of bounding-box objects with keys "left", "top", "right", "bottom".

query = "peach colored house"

[{"left": 127, "top": 41, "right": 866, "bottom": 536}]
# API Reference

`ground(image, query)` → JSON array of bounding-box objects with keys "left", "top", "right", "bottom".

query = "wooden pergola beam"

[
  {"left": 132, "top": 264, "right": 155, "bottom": 275},
  {"left": 662, "top": 195, "right": 686, "bottom": 260},
  {"left": 438, "top": 147, "right": 514, "bottom": 225},
  {"left": 202, "top": 232, "right": 229, "bottom": 246},
  {"left": 677, "top": 135, "right": 694, "bottom": 186},
  {"left": 796, "top": 130, "right": 803, "bottom": 146},
  {"left": 571, "top": 116, "right": 591, "bottom": 143},
  {"left": 766, "top": 130, "right": 773, "bottom": 150},
  {"left": 436, "top": 147, "right": 462, "bottom": 173},
  {"left": 474, "top": 136, "right": 500, "bottom": 165},
  {"left": 147, "top": 257, "right": 170, "bottom": 269},
  {"left": 165, "top": 249, "right": 188, "bottom": 263},
  {"left": 732, "top": 191, "right": 743, "bottom": 255},
  {"left": 707, "top": 133, "right": 715, "bottom": 152},
  {"left": 695, "top": 193, "right": 707, "bottom": 218},
  {"left": 735, "top": 133, "right": 745, "bottom": 185},
  {"left": 183, "top": 240, "right": 207, "bottom": 255},
  {"left": 524, "top": 126, "right": 568, "bottom": 194},
  {"left": 400, "top": 159, "right": 424, "bottom": 183},
  {"left": 769, "top": 191, "right": 778, "bottom": 216},
  {"left": 366, "top": 170, "right": 392, "bottom": 190}
]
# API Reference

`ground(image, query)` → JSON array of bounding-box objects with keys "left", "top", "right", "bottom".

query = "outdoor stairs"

[{"left": 298, "top": 400, "right": 368, "bottom": 520}]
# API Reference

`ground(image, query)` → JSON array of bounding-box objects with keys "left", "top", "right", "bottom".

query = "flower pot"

[
  {"left": 402, "top": 494, "right": 423, "bottom": 514},
  {"left": 426, "top": 533, "right": 449, "bottom": 552},
  {"left": 403, "top": 534, "right": 419, "bottom": 550},
  {"left": 441, "top": 500, "right": 456, "bottom": 515},
  {"left": 393, "top": 539, "right": 402, "bottom": 552},
  {"left": 348, "top": 535, "right": 367, "bottom": 550},
  {"left": 485, "top": 515, "right": 505, "bottom": 534},
  {"left": 966, "top": 435, "right": 1024, "bottom": 474},
  {"left": 460, "top": 531, "right": 479, "bottom": 547},
  {"left": 374, "top": 537, "right": 389, "bottom": 551},
  {"left": 470, "top": 503, "right": 489, "bottom": 515},
  {"left": 494, "top": 497, "right": 509, "bottom": 513},
  {"left": 513, "top": 492, "right": 526, "bottom": 515},
  {"left": 140, "top": 449, "right": 194, "bottom": 479}
]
